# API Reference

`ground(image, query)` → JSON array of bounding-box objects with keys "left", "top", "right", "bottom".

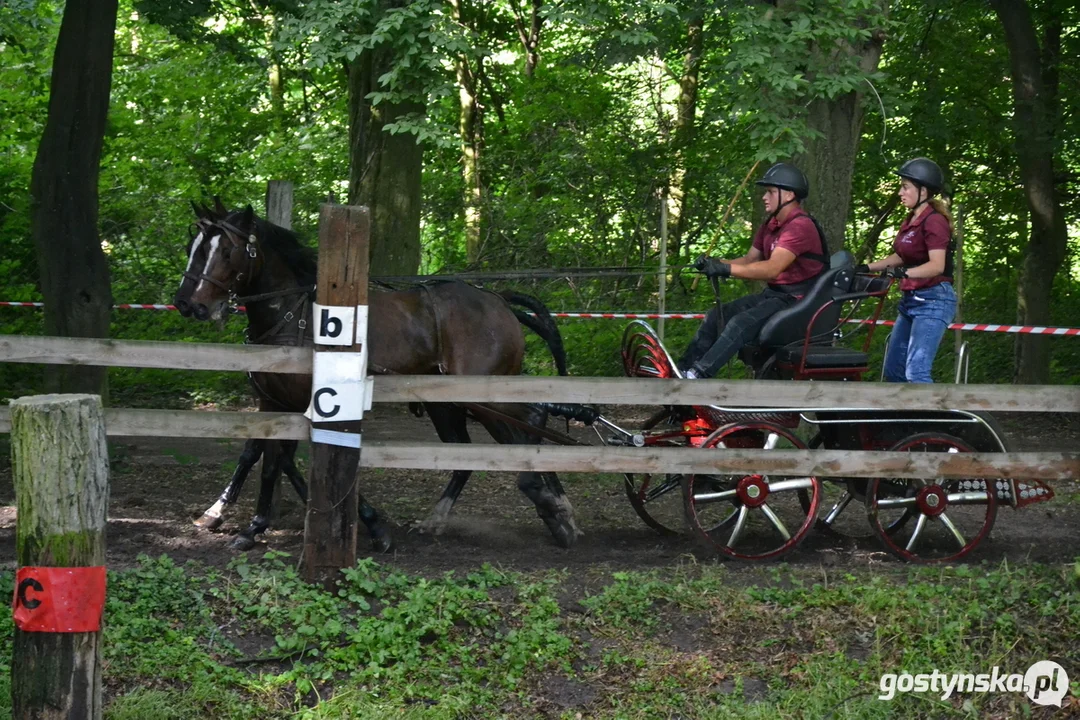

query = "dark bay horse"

[{"left": 174, "top": 200, "right": 582, "bottom": 550}]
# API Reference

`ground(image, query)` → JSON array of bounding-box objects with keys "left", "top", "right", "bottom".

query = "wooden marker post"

[
  {"left": 265, "top": 180, "right": 293, "bottom": 230},
  {"left": 303, "top": 204, "right": 370, "bottom": 587},
  {"left": 9, "top": 394, "right": 109, "bottom": 720}
]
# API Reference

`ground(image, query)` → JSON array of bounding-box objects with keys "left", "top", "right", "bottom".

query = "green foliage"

[
  {"left": 2, "top": 558, "right": 1074, "bottom": 718},
  {"left": 0, "top": 0, "right": 1077, "bottom": 394},
  {"left": 212, "top": 552, "right": 575, "bottom": 708}
]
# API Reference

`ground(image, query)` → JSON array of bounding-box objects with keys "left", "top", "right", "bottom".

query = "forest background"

[{"left": 1, "top": 0, "right": 1077, "bottom": 409}]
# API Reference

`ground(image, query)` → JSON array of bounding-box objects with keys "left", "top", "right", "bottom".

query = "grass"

[{"left": 0, "top": 555, "right": 1077, "bottom": 719}]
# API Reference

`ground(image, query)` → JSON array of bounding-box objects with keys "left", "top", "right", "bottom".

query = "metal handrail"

[{"left": 955, "top": 341, "right": 970, "bottom": 384}]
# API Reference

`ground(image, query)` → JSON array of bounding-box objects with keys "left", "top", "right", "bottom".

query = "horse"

[{"left": 174, "top": 200, "right": 583, "bottom": 551}]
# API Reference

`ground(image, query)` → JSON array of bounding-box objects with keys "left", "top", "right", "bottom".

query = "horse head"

[
  {"left": 178, "top": 201, "right": 259, "bottom": 322},
  {"left": 175, "top": 200, "right": 218, "bottom": 317}
]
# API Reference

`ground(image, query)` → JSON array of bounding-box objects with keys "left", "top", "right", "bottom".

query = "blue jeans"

[{"left": 883, "top": 282, "right": 957, "bottom": 383}]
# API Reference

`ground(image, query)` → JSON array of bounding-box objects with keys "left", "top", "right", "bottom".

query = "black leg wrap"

[{"left": 535, "top": 403, "right": 600, "bottom": 425}]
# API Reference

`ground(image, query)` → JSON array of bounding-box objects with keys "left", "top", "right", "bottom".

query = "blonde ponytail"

[{"left": 928, "top": 198, "right": 954, "bottom": 235}]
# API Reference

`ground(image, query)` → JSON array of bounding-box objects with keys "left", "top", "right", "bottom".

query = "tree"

[
  {"left": 279, "top": 0, "right": 446, "bottom": 276},
  {"left": 665, "top": 6, "right": 705, "bottom": 258},
  {"left": 990, "top": 0, "right": 1069, "bottom": 384},
  {"left": 346, "top": 46, "right": 424, "bottom": 276},
  {"left": 782, "top": 0, "right": 889, "bottom": 249},
  {"left": 30, "top": 0, "right": 118, "bottom": 395},
  {"left": 448, "top": 0, "right": 484, "bottom": 263}
]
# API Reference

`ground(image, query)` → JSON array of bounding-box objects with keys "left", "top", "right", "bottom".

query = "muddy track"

[{"left": 0, "top": 407, "right": 1077, "bottom": 576}]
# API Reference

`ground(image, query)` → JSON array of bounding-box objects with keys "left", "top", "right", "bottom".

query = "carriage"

[
  {"left": 588, "top": 249, "right": 1055, "bottom": 563},
  {"left": 177, "top": 202, "right": 1054, "bottom": 563}
]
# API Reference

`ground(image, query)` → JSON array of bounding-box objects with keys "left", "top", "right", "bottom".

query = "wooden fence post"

[
  {"left": 303, "top": 204, "right": 370, "bottom": 587},
  {"left": 9, "top": 394, "right": 108, "bottom": 720},
  {"left": 266, "top": 180, "right": 293, "bottom": 230},
  {"left": 265, "top": 180, "right": 296, "bottom": 522}
]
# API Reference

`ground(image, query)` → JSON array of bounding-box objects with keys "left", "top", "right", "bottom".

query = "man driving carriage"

[{"left": 678, "top": 162, "right": 830, "bottom": 379}]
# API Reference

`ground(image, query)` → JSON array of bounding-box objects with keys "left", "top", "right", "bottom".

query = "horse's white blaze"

[
  {"left": 178, "top": 230, "right": 204, "bottom": 296},
  {"left": 184, "top": 230, "right": 205, "bottom": 273},
  {"left": 194, "top": 233, "right": 221, "bottom": 296}
]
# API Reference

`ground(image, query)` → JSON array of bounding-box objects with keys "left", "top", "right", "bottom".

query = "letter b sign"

[{"left": 313, "top": 303, "right": 355, "bottom": 345}]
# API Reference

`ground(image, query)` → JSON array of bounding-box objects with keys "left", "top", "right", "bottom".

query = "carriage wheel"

[
  {"left": 682, "top": 423, "right": 821, "bottom": 561},
  {"left": 623, "top": 409, "right": 706, "bottom": 535},
  {"left": 866, "top": 433, "right": 997, "bottom": 563}
]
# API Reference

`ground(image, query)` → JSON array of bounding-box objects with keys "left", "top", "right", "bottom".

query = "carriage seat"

[
  {"left": 773, "top": 344, "right": 869, "bottom": 368},
  {"left": 736, "top": 250, "right": 870, "bottom": 373},
  {"left": 756, "top": 250, "right": 855, "bottom": 350}
]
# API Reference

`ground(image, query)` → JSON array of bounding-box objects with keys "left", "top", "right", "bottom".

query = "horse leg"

[
  {"left": 232, "top": 440, "right": 285, "bottom": 550},
  {"left": 278, "top": 441, "right": 309, "bottom": 502},
  {"left": 515, "top": 471, "right": 582, "bottom": 549},
  {"left": 276, "top": 441, "right": 392, "bottom": 553},
  {"left": 359, "top": 496, "right": 393, "bottom": 553},
  {"left": 483, "top": 404, "right": 583, "bottom": 549},
  {"left": 195, "top": 438, "right": 264, "bottom": 530},
  {"left": 418, "top": 403, "right": 473, "bottom": 536}
]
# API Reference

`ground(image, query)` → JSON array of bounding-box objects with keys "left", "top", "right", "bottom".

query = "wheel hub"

[
  {"left": 915, "top": 484, "right": 948, "bottom": 517},
  {"left": 737, "top": 475, "right": 769, "bottom": 508}
]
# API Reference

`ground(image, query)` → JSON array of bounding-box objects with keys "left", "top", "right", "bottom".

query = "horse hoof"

[
  {"left": 417, "top": 518, "right": 447, "bottom": 536},
  {"left": 194, "top": 514, "right": 223, "bottom": 531},
  {"left": 230, "top": 535, "right": 258, "bottom": 551},
  {"left": 371, "top": 533, "right": 393, "bottom": 553},
  {"left": 548, "top": 520, "right": 580, "bottom": 549}
]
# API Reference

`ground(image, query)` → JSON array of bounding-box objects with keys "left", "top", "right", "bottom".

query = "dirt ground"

[{"left": 0, "top": 406, "right": 1076, "bottom": 577}]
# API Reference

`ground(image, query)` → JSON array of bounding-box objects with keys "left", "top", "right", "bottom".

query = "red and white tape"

[{"left": 2, "top": 302, "right": 1078, "bottom": 336}]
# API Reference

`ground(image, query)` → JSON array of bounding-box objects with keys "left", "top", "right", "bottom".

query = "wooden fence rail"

[
  {"left": 0, "top": 407, "right": 1076, "bottom": 480},
  {"left": 371, "top": 375, "right": 1080, "bottom": 413},
  {"left": 0, "top": 407, "right": 306, "bottom": 439},
  {"left": 3, "top": 335, "right": 1080, "bottom": 412},
  {"left": 0, "top": 335, "right": 309, "bottom": 374},
  {"left": 362, "top": 444, "right": 1079, "bottom": 481}
]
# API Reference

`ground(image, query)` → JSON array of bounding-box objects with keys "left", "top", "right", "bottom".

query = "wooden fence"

[{"left": 1, "top": 336, "right": 1078, "bottom": 481}]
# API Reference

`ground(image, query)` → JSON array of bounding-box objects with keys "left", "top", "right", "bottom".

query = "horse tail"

[{"left": 499, "top": 290, "right": 569, "bottom": 376}]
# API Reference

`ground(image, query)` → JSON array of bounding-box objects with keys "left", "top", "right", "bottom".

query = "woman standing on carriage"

[{"left": 858, "top": 157, "right": 957, "bottom": 383}]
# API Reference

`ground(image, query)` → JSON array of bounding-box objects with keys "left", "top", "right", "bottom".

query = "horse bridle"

[{"left": 184, "top": 218, "right": 262, "bottom": 297}]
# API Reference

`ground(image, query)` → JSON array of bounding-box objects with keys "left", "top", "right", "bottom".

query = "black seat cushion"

[
  {"left": 755, "top": 250, "right": 855, "bottom": 349},
  {"left": 775, "top": 344, "right": 868, "bottom": 368}
]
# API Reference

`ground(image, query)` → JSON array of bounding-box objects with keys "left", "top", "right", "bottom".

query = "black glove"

[
  {"left": 887, "top": 266, "right": 908, "bottom": 279},
  {"left": 854, "top": 263, "right": 870, "bottom": 274},
  {"left": 693, "top": 255, "right": 731, "bottom": 279}
]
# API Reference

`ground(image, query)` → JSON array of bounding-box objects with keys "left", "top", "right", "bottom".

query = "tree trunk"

[
  {"left": 666, "top": 9, "right": 704, "bottom": 262},
  {"left": 788, "top": 2, "right": 888, "bottom": 250},
  {"left": 10, "top": 393, "right": 109, "bottom": 720},
  {"left": 450, "top": 0, "right": 484, "bottom": 263},
  {"left": 512, "top": 0, "right": 544, "bottom": 78},
  {"left": 346, "top": 51, "right": 423, "bottom": 276},
  {"left": 30, "top": 0, "right": 118, "bottom": 397},
  {"left": 990, "top": 0, "right": 1066, "bottom": 385}
]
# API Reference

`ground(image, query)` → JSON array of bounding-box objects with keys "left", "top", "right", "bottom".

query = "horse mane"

[{"left": 225, "top": 209, "right": 318, "bottom": 285}]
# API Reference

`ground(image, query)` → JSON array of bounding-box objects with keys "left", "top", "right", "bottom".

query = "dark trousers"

[{"left": 679, "top": 289, "right": 797, "bottom": 377}]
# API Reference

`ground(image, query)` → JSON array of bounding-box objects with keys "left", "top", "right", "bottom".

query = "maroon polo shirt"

[
  {"left": 751, "top": 208, "right": 826, "bottom": 287},
  {"left": 893, "top": 208, "right": 952, "bottom": 291}
]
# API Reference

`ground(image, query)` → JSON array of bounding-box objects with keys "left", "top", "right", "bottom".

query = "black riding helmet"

[
  {"left": 755, "top": 162, "right": 809, "bottom": 200},
  {"left": 896, "top": 157, "right": 944, "bottom": 195}
]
